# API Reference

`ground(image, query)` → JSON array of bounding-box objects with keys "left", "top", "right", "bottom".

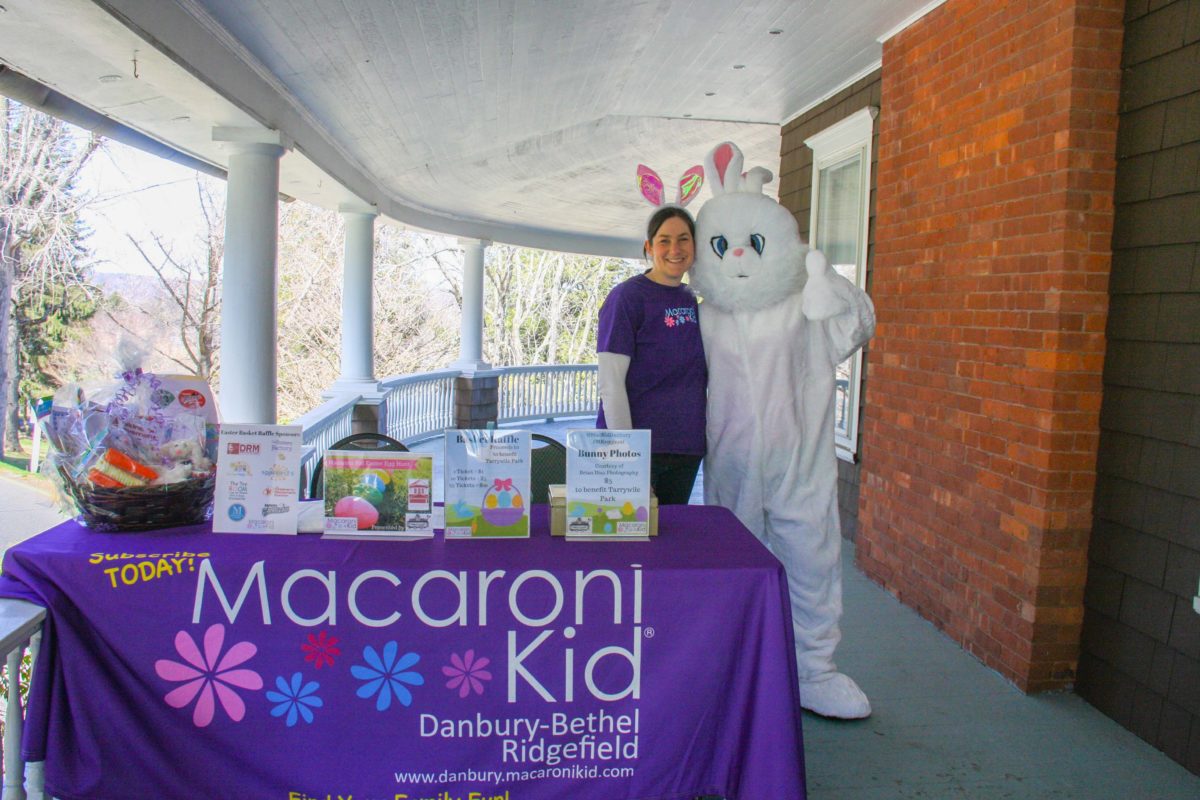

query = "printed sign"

[
  {"left": 322, "top": 450, "right": 435, "bottom": 540},
  {"left": 444, "top": 429, "right": 531, "bottom": 538},
  {"left": 212, "top": 424, "right": 302, "bottom": 534},
  {"left": 565, "top": 430, "right": 651, "bottom": 538}
]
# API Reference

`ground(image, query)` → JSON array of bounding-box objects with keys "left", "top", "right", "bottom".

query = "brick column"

[{"left": 858, "top": 0, "right": 1124, "bottom": 691}]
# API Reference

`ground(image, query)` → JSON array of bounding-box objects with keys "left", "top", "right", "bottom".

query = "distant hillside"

[{"left": 90, "top": 271, "right": 169, "bottom": 305}]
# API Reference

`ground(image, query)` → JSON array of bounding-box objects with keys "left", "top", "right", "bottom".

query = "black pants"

[{"left": 650, "top": 453, "right": 703, "bottom": 505}]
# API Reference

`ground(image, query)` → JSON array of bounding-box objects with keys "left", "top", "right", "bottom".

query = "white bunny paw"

[
  {"left": 801, "top": 250, "right": 848, "bottom": 320},
  {"left": 799, "top": 672, "right": 872, "bottom": 719},
  {"left": 805, "top": 249, "right": 830, "bottom": 278}
]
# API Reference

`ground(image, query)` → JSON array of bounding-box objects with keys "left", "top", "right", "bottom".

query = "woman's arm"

[{"left": 598, "top": 352, "right": 632, "bottom": 429}]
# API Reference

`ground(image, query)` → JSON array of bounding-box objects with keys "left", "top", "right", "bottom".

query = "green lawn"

[{"left": 0, "top": 436, "right": 46, "bottom": 478}]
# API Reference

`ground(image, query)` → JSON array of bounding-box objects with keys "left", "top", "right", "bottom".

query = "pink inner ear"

[
  {"left": 713, "top": 144, "right": 734, "bottom": 186},
  {"left": 637, "top": 164, "right": 665, "bottom": 206}
]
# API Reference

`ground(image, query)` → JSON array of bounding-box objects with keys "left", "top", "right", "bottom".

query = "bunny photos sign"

[{"left": 565, "top": 430, "right": 652, "bottom": 538}]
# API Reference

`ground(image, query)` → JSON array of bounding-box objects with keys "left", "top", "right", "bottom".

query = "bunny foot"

[{"left": 799, "top": 672, "right": 872, "bottom": 719}]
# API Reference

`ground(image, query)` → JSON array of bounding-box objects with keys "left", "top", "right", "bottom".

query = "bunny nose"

[{"left": 732, "top": 247, "right": 745, "bottom": 257}]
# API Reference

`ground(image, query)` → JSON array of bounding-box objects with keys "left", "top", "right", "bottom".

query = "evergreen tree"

[{"left": 0, "top": 98, "right": 101, "bottom": 455}]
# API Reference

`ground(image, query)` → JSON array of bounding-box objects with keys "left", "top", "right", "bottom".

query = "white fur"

[{"left": 694, "top": 141, "right": 876, "bottom": 719}]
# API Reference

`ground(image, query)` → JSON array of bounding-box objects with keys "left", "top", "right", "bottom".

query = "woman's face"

[{"left": 645, "top": 216, "right": 695, "bottom": 285}]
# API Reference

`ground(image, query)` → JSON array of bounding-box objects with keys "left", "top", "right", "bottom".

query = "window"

[{"left": 805, "top": 107, "right": 876, "bottom": 462}]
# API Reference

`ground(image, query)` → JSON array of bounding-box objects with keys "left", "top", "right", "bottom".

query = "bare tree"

[
  {"left": 115, "top": 177, "right": 223, "bottom": 381},
  {"left": 274, "top": 202, "right": 461, "bottom": 421},
  {"left": 0, "top": 99, "right": 102, "bottom": 454},
  {"left": 462, "top": 243, "right": 630, "bottom": 367}
]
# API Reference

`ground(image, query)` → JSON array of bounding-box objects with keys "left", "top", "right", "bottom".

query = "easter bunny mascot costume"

[{"left": 690, "top": 141, "right": 876, "bottom": 719}]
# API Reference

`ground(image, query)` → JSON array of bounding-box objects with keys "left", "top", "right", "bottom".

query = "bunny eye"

[
  {"left": 749, "top": 234, "right": 765, "bottom": 255},
  {"left": 710, "top": 236, "right": 729, "bottom": 259}
]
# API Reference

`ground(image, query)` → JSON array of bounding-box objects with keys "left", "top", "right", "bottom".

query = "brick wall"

[
  {"left": 857, "top": 0, "right": 1124, "bottom": 692},
  {"left": 1076, "top": 0, "right": 1200, "bottom": 774},
  {"left": 778, "top": 73, "right": 881, "bottom": 540}
]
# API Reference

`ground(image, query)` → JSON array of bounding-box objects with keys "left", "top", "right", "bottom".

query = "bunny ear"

[
  {"left": 675, "top": 165, "right": 704, "bottom": 207},
  {"left": 636, "top": 164, "right": 665, "bottom": 206},
  {"left": 706, "top": 142, "right": 744, "bottom": 194},
  {"left": 741, "top": 166, "right": 774, "bottom": 195}
]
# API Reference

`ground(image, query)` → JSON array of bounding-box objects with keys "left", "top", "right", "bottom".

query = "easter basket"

[
  {"left": 58, "top": 468, "right": 215, "bottom": 532},
  {"left": 38, "top": 340, "right": 220, "bottom": 533}
]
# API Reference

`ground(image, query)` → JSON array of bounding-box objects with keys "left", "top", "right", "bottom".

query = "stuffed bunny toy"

[{"left": 691, "top": 141, "right": 876, "bottom": 719}]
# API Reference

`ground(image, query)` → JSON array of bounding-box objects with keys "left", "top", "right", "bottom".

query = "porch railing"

[
  {"left": 497, "top": 365, "right": 598, "bottom": 424},
  {"left": 294, "top": 392, "right": 360, "bottom": 493},
  {"left": 381, "top": 368, "right": 461, "bottom": 443},
  {"left": 0, "top": 599, "right": 47, "bottom": 798},
  {"left": 296, "top": 364, "right": 597, "bottom": 482}
]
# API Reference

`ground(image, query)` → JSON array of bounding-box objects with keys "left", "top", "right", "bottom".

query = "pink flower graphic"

[
  {"left": 442, "top": 650, "right": 492, "bottom": 698},
  {"left": 302, "top": 630, "right": 341, "bottom": 669},
  {"left": 664, "top": 314, "right": 676, "bottom": 327},
  {"left": 154, "top": 624, "right": 263, "bottom": 727}
]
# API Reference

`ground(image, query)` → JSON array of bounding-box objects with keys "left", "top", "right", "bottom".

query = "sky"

[{"left": 77, "top": 141, "right": 210, "bottom": 275}]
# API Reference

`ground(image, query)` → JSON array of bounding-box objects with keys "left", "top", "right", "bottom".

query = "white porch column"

[
  {"left": 330, "top": 202, "right": 379, "bottom": 391},
  {"left": 214, "top": 129, "right": 285, "bottom": 423},
  {"left": 455, "top": 237, "right": 491, "bottom": 370}
]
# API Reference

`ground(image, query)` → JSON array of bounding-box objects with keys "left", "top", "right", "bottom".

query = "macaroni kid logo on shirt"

[{"left": 662, "top": 307, "right": 697, "bottom": 328}]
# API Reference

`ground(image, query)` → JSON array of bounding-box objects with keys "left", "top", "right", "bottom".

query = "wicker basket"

[{"left": 60, "top": 468, "right": 215, "bottom": 532}]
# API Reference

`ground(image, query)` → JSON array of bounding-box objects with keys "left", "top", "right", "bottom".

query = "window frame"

[{"left": 805, "top": 106, "right": 877, "bottom": 463}]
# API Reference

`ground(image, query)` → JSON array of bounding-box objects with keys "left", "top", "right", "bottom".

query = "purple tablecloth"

[{"left": 0, "top": 505, "right": 805, "bottom": 800}]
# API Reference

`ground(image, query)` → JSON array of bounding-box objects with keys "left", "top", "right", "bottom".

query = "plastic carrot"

[
  {"left": 103, "top": 449, "right": 158, "bottom": 481},
  {"left": 89, "top": 462, "right": 142, "bottom": 488}
]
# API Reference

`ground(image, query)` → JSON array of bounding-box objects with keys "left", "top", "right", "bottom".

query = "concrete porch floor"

[
  {"left": 810, "top": 542, "right": 1200, "bottom": 798},
  {"left": 3, "top": 418, "right": 1198, "bottom": 798}
]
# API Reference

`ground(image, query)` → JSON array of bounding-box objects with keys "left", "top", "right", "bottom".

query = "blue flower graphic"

[
  {"left": 265, "top": 672, "right": 322, "bottom": 727},
  {"left": 351, "top": 642, "right": 424, "bottom": 711}
]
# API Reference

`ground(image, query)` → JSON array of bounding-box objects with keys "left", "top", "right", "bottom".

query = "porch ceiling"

[{"left": 0, "top": 0, "right": 940, "bottom": 257}]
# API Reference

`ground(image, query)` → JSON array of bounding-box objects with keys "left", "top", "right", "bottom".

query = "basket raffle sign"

[
  {"left": 213, "top": 424, "right": 303, "bottom": 534},
  {"left": 444, "top": 429, "right": 532, "bottom": 538}
]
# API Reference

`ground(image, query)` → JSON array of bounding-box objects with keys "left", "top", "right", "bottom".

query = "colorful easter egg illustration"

[
  {"left": 482, "top": 477, "right": 524, "bottom": 526},
  {"left": 365, "top": 468, "right": 391, "bottom": 485},
  {"left": 354, "top": 472, "right": 386, "bottom": 504}
]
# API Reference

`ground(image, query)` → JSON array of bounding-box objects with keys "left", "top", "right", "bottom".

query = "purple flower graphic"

[
  {"left": 154, "top": 624, "right": 263, "bottom": 727},
  {"left": 442, "top": 649, "right": 492, "bottom": 698}
]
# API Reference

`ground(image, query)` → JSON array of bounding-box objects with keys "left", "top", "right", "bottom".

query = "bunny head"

[{"left": 691, "top": 141, "right": 807, "bottom": 312}]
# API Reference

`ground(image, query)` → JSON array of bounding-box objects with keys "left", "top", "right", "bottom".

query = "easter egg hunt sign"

[{"left": 321, "top": 451, "right": 435, "bottom": 541}]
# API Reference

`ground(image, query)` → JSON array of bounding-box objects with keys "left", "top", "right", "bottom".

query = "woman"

[{"left": 596, "top": 206, "right": 707, "bottom": 504}]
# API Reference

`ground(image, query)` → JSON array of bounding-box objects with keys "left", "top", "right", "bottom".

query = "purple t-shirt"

[{"left": 596, "top": 273, "right": 707, "bottom": 456}]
